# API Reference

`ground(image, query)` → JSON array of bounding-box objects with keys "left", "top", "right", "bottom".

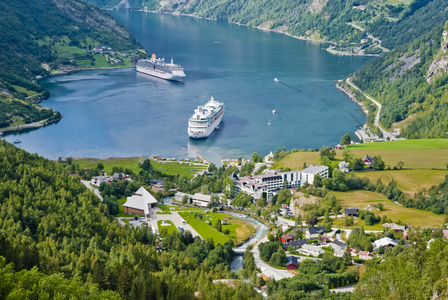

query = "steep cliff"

[{"left": 426, "top": 24, "right": 448, "bottom": 83}]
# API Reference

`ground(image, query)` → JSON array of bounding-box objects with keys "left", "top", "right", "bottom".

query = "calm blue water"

[{"left": 4, "top": 12, "right": 370, "bottom": 164}]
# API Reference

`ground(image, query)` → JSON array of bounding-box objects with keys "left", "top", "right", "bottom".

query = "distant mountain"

[
  {"left": 346, "top": 21, "right": 448, "bottom": 139},
  {"left": 0, "top": 0, "right": 143, "bottom": 132}
]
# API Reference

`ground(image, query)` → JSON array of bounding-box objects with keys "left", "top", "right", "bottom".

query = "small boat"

[
  {"left": 268, "top": 118, "right": 271, "bottom": 126},
  {"left": 13, "top": 140, "right": 21, "bottom": 144},
  {"left": 272, "top": 109, "right": 276, "bottom": 114},
  {"left": 215, "top": 126, "right": 219, "bottom": 130},
  {"left": 274, "top": 78, "right": 278, "bottom": 82}
]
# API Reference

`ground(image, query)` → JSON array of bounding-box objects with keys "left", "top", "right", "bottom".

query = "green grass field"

[
  {"left": 275, "top": 139, "right": 448, "bottom": 170},
  {"left": 179, "top": 212, "right": 255, "bottom": 245},
  {"left": 157, "top": 220, "right": 178, "bottom": 235},
  {"left": 179, "top": 212, "right": 230, "bottom": 245},
  {"left": 72, "top": 156, "right": 145, "bottom": 174},
  {"left": 332, "top": 190, "right": 445, "bottom": 228},
  {"left": 353, "top": 169, "right": 447, "bottom": 196},
  {"left": 153, "top": 160, "right": 208, "bottom": 178}
]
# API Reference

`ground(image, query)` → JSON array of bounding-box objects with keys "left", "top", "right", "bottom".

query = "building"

[
  {"left": 299, "top": 244, "right": 325, "bottom": 257},
  {"left": 282, "top": 239, "right": 308, "bottom": 250},
  {"left": 90, "top": 175, "right": 110, "bottom": 186},
  {"left": 339, "top": 161, "right": 350, "bottom": 173},
  {"left": 391, "top": 224, "right": 406, "bottom": 232},
  {"left": 191, "top": 193, "right": 212, "bottom": 207},
  {"left": 286, "top": 256, "right": 298, "bottom": 269},
  {"left": 281, "top": 234, "right": 294, "bottom": 243},
  {"left": 334, "top": 144, "right": 346, "bottom": 150},
  {"left": 306, "top": 227, "right": 326, "bottom": 239},
  {"left": 363, "top": 155, "right": 374, "bottom": 168},
  {"left": 300, "top": 165, "right": 329, "bottom": 186},
  {"left": 123, "top": 187, "right": 158, "bottom": 219},
  {"left": 373, "top": 237, "right": 398, "bottom": 250},
  {"left": 174, "top": 192, "right": 192, "bottom": 203},
  {"left": 359, "top": 251, "right": 374, "bottom": 260},
  {"left": 330, "top": 240, "right": 347, "bottom": 252},
  {"left": 344, "top": 207, "right": 359, "bottom": 217}
]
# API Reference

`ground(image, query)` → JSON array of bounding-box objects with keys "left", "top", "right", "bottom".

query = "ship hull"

[
  {"left": 136, "top": 66, "right": 183, "bottom": 82},
  {"left": 188, "top": 110, "right": 224, "bottom": 138}
]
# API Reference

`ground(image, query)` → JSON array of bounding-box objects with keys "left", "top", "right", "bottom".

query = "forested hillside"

[
  {"left": 349, "top": 22, "right": 448, "bottom": 138},
  {"left": 0, "top": 0, "right": 143, "bottom": 133},
  {"left": 0, "top": 140, "right": 261, "bottom": 299}
]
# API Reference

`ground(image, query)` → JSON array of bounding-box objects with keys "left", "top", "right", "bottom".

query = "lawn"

[
  {"left": 72, "top": 156, "right": 145, "bottom": 174},
  {"left": 332, "top": 190, "right": 445, "bottom": 228},
  {"left": 152, "top": 160, "right": 208, "bottom": 179},
  {"left": 179, "top": 212, "right": 230, "bottom": 245},
  {"left": 157, "top": 220, "right": 178, "bottom": 235},
  {"left": 158, "top": 204, "right": 205, "bottom": 212},
  {"left": 353, "top": 169, "right": 447, "bottom": 197},
  {"left": 93, "top": 54, "right": 112, "bottom": 68},
  {"left": 178, "top": 212, "right": 255, "bottom": 245},
  {"left": 275, "top": 139, "right": 448, "bottom": 170}
]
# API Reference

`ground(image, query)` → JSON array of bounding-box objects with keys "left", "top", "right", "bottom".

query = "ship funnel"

[
  {"left": 171, "top": 58, "right": 173, "bottom": 64},
  {"left": 151, "top": 53, "right": 156, "bottom": 60}
]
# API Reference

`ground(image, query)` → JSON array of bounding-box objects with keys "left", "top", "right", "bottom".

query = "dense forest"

[
  {"left": 0, "top": 140, "right": 262, "bottom": 298},
  {"left": 0, "top": 0, "right": 142, "bottom": 131},
  {"left": 350, "top": 22, "right": 448, "bottom": 138}
]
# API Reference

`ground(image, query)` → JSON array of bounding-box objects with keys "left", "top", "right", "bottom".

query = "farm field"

[
  {"left": 275, "top": 139, "right": 448, "bottom": 170},
  {"left": 152, "top": 160, "right": 208, "bottom": 178},
  {"left": 332, "top": 190, "right": 445, "bottom": 228},
  {"left": 353, "top": 169, "right": 448, "bottom": 196}
]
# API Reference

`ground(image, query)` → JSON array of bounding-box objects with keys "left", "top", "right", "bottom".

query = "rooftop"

[
  {"left": 123, "top": 187, "right": 158, "bottom": 215},
  {"left": 301, "top": 165, "right": 328, "bottom": 174}
]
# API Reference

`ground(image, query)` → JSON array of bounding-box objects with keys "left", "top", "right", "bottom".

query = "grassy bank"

[
  {"left": 333, "top": 190, "right": 445, "bottom": 227},
  {"left": 73, "top": 156, "right": 145, "bottom": 174}
]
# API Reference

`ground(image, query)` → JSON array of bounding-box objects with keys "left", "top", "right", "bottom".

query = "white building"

[
  {"left": 299, "top": 244, "right": 325, "bottom": 257},
  {"left": 191, "top": 193, "right": 211, "bottom": 207},
  {"left": 174, "top": 192, "right": 192, "bottom": 203},
  {"left": 90, "top": 175, "right": 110, "bottom": 186},
  {"left": 300, "top": 165, "right": 329, "bottom": 186},
  {"left": 338, "top": 161, "right": 350, "bottom": 173},
  {"left": 122, "top": 187, "right": 158, "bottom": 220}
]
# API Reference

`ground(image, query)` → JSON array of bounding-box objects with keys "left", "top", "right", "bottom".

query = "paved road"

[
  {"left": 346, "top": 78, "right": 390, "bottom": 139},
  {"left": 330, "top": 283, "right": 357, "bottom": 293},
  {"left": 81, "top": 180, "right": 103, "bottom": 201},
  {"left": 251, "top": 236, "right": 295, "bottom": 281},
  {"left": 347, "top": 22, "right": 389, "bottom": 53},
  {"left": 147, "top": 210, "right": 201, "bottom": 238}
]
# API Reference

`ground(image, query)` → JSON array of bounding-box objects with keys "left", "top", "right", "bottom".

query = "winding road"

[{"left": 346, "top": 78, "right": 390, "bottom": 139}]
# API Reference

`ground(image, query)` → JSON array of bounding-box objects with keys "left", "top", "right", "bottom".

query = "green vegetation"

[
  {"left": 333, "top": 190, "right": 445, "bottom": 227},
  {"left": 179, "top": 212, "right": 230, "bottom": 245},
  {"left": 152, "top": 159, "right": 208, "bottom": 178},
  {"left": 353, "top": 231, "right": 448, "bottom": 299},
  {"left": 0, "top": 140, "right": 262, "bottom": 299},
  {"left": 72, "top": 156, "right": 145, "bottom": 174},
  {"left": 157, "top": 220, "right": 178, "bottom": 235},
  {"left": 0, "top": 0, "right": 143, "bottom": 133}
]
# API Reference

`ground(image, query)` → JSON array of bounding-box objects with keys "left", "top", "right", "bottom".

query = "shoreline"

[{"left": 0, "top": 115, "right": 62, "bottom": 136}]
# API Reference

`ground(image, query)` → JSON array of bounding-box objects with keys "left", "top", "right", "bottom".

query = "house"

[
  {"left": 90, "top": 175, "right": 110, "bottom": 186},
  {"left": 191, "top": 193, "right": 212, "bottom": 207},
  {"left": 359, "top": 251, "right": 374, "bottom": 260},
  {"left": 123, "top": 187, "right": 158, "bottom": 219},
  {"left": 306, "top": 227, "right": 326, "bottom": 239},
  {"left": 282, "top": 239, "right": 308, "bottom": 250},
  {"left": 350, "top": 248, "right": 359, "bottom": 257},
  {"left": 443, "top": 230, "right": 448, "bottom": 239},
  {"left": 363, "top": 155, "right": 374, "bottom": 168},
  {"left": 299, "top": 244, "right": 325, "bottom": 257},
  {"left": 320, "top": 236, "right": 330, "bottom": 243},
  {"left": 281, "top": 234, "right": 294, "bottom": 243},
  {"left": 286, "top": 256, "right": 298, "bottom": 269},
  {"left": 334, "top": 249, "right": 345, "bottom": 257},
  {"left": 339, "top": 161, "right": 350, "bottom": 173},
  {"left": 334, "top": 144, "right": 346, "bottom": 150},
  {"left": 344, "top": 207, "right": 359, "bottom": 217},
  {"left": 373, "top": 237, "right": 398, "bottom": 250},
  {"left": 330, "top": 240, "right": 347, "bottom": 252},
  {"left": 112, "top": 172, "right": 129, "bottom": 180},
  {"left": 391, "top": 224, "right": 406, "bottom": 232},
  {"left": 403, "top": 230, "right": 410, "bottom": 240},
  {"left": 150, "top": 179, "right": 164, "bottom": 187}
]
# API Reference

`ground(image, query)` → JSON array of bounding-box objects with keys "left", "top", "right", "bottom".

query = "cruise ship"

[
  {"left": 188, "top": 97, "right": 225, "bottom": 138},
  {"left": 136, "top": 54, "right": 186, "bottom": 82}
]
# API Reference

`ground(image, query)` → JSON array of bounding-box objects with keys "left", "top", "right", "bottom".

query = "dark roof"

[
  {"left": 308, "top": 227, "right": 325, "bottom": 234},
  {"left": 331, "top": 240, "right": 346, "bottom": 247},
  {"left": 344, "top": 207, "right": 359, "bottom": 215},
  {"left": 230, "top": 172, "right": 239, "bottom": 180},
  {"left": 291, "top": 239, "right": 308, "bottom": 247},
  {"left": 150, "top": 179, "right": 164, "bottom": 185},
  {"left": 363, "top": 155, "right": 374, "bottom": 163},
  {"left": 293, "top": 227, "right": 307, "bottom": 233},
  {"left": 286, "top": 256, "right": 298, "bottom": 266}
]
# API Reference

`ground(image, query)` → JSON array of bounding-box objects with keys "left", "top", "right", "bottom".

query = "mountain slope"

[
  {"left": 346, "top": 22, "right": 448, "bottom": 139},
  {"left": 0, "top": 0, "right": 143, "bottom": 133}
]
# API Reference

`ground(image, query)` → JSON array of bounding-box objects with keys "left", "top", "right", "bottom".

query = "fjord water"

[{"left": 6, "top": 12, "right": 370, "bottom": 163}]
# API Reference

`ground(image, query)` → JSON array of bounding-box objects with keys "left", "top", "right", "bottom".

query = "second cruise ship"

[{"left": 188, "top": 97, "right": 224, "bottom": 138}]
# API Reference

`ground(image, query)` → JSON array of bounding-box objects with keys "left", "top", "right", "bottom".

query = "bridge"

[{"left": 232, "top": 248, "right": 246, "bottom": 255}]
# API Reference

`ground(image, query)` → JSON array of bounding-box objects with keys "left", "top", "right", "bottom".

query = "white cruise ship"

[
  {"left": 136, "top": 54, "right": 186, "bottom": 82},
  {"left": 188, "top": 97, "right": 224, "bottom": 138}
]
